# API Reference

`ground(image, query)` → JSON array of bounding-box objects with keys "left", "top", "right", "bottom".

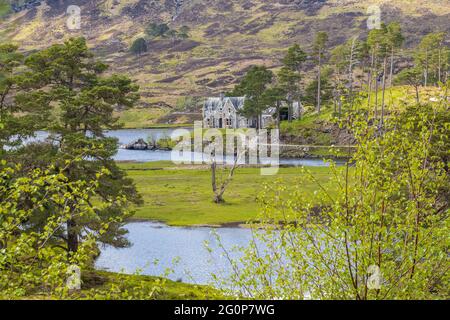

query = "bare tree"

[{"left": 211, "top": 150, "right": 242, "bottom": 204}]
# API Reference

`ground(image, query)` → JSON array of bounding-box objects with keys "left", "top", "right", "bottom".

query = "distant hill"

[{"left": 1, "top": 0, "right": 449, "bottom": 110}]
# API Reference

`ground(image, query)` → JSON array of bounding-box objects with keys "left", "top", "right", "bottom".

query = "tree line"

[{"left": 230, "top": 23, "right": 448, "bottom": 129}]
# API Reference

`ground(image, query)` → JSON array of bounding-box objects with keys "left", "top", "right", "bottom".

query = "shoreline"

[
  {"left": 127, "top": 217, "right": 249, "bottom": 229},
  {"left": 118, "top": 124, "right": 193, "bottom": 130}
]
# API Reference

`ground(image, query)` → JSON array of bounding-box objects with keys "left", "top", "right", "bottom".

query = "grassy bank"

[
  {"left": 82, "top": 270, "right": 222, "bottom": 300},
  {"left": 120, "top": 161, "right": 336, "bottom": 226},
  {"left": 0, "top": 1, "right": 10, "bottom": 19},
  {"left": 23, "top": 270, "right": 221, "bottom": 300},
  {"left": 115, "top": 107, "right": 192, "bottom": 129}
]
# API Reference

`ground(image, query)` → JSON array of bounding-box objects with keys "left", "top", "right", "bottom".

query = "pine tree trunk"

[
  {"left": 276, "top": 101, "right": 281, "bottom": 130},
  {"left": 348, "top": 37, "right": 356, "bottom": 108},
  {"left": 317, "top": 53, "right": 322, "bottom": 113},
  {"left": 338, "top": 99, "right": 342, "bottom": 119},
  {"left": 288, "top": 100, "right": 292, "bottom": 123},
  {"left": 415, "top": 85, "right": 420, "bottom": 104},
  {"left": 424, "top": 49, "right": 429, "bottom": 87},
  {"left": 367, "top": 49, "right": 375, "bottom": 109},
  {"left": 438, "top": 47, "right": 442, "bottom": 84},
  {"left": 389, "top": 47, "right": 394, "bottom": 87},
  {"left": 381, "top": 56, "right": 387, "bottom": 129},
  {"left": 374, "top": 74, "right": 379, "bottom": 122},
  {"left": 67, "top": 218, "right": 79, "bottom": 253}
]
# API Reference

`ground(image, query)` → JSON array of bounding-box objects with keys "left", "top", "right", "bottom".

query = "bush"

[
  {"left": 130, "top": 37, "right": 148, "bottom": 56},
  {"left": 216, "top": 102, "right": 449, "bottom": 300}
]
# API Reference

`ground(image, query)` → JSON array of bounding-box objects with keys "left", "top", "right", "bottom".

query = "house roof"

[{"left": 204, "top": 97, "right": 245, "bottom": 111}]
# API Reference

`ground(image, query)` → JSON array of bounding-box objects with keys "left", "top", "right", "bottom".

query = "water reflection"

[
  {"left": 95, "top": 222, "right": 254, "bottom": 285},
  {"left": 20, "top": 129, "right": 342, "bottom": 166}
]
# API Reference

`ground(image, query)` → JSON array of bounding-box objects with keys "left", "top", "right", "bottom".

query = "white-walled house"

[
  {"left": 203, "top": 96, "right": 301, "bottom": 129},
  {"left": 203, "top": 96, "right": 249, "bottom": 129}
]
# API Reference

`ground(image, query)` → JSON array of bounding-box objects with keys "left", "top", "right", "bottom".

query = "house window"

[{"left": 226, "top": 119, "right": 232, "bottom": 126}]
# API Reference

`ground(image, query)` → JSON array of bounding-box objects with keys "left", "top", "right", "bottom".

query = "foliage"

[
  {"left": 415, "top": 32, "right": 448, "bottom": 85},
  {"left": 282, "top": 44, "right": 307, "bottom": 72},
  {"left": 146, "top": 23, "right": 170, "bottom": 38},
  {"left": 130, "top": 38, "right": 148, "bottom": 56},
  {"left": 0, "top": 162, "right": 121, "bottom": 298},
  {"left": 231, "top": 65, "right": 274, "bottom": 128},
  {"left": 0, "top": 43, "right": 50, "bottom": 153},
  {"left": 386, "top": 22, "right": 404, "bottom": 52},
  {"left": 303, "top": 72, "right": 333, "bottom": 107},
  {"left": 177, "top": 26, "right": 191, "bottom": 39},
  {"left": 367, "top": 24, "right": 389, "bottom": 59},
  {"left": 1, "top": 38, "right": 142, "bottom": 254},
  {"left": 145, "top": 23, "right": 190, "bottom": 41},
  {"left": 313, "top": 31, "right": 328, "bottom": 60},
  {"left": 217, "top": 102, "right": 449, "bottom": 299},
  {"left": 0, "top": 161, "right": 216, "bottom": 299},
  {"left": 277, "top": 44, "right": 306, "bottom": 118},
  {"left": 394, "top": 67, "right": 424, "bottom": 103}
]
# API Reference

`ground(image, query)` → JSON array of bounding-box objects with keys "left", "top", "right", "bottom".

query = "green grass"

[
  {"left": 120, "top": 161, "right": 336, "bottom": 226},
  {"left": 115, "top": 107, "right": 190, "bottom": 129},
  {"left": 280, "top": 108, "right": 334, "bottom": 137},
  {"left": 361, "top": 85, "right": 443, "bottom": 113},
  {"left": 0, "top": 0, "right": 10, "bottom": 18},
  {"left": 81, "top": 270, "right": 222, "bottom": 300},
  {"left": 115, "top": 108, "right": 164, "bottom": 129},
  {"left": 26, "top": 270, "right": 222, "bottom": 300}
]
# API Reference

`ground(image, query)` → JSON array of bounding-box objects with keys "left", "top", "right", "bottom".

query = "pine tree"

[
  {"left": 279, "top": 44, "right": 306, "bottom": 121},
  {"left": 313, "top": 32, "right": 328, "bottom": 113},
  {"left": 415, "top": 32, "right": 447, "bottom": 86},
  {"left": 0, "top": 43, "right": 50, "bottom": 155},
  {"left": 386, "top": 22, "right": 404, "bottom": 87},
  {"left": 367, "top": 24, "right": 388, "bottom": 122},
  {"left": 130, "top": 37, "right": 148, "bottom": 56},
  {"left": 20, "top": 37, "right": 142, "bottom": 253},
  {"left": 232, "top": 65, "right": 273, "bottom": 129}
]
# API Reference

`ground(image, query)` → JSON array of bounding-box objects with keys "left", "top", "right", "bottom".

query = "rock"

[{"left": 122, "top": 138, "right": 150, "bottom": 150}]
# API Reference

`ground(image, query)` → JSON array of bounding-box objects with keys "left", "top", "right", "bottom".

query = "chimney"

[{"left": 220, "top": 92, "right": 225, "bottom": 100}]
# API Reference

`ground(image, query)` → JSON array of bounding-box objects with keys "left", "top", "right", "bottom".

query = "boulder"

[{"left": 122, "top": 138, "right": 150, "bottom": 150}]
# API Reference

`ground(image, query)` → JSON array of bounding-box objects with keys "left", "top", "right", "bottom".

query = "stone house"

[{"left": 203, "top": 95, "right": 301, "bottom": 129}]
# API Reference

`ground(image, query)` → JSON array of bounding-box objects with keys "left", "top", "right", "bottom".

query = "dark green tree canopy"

[
  {"left": 0, "top": 43, "right": 50, "bottom": 151},
  {"left": 146, "top": 23, "right": 170, "bottom": 38},
  {"left": 232, "top": 65, "right": 274, "bottom": 127},
  {"left": 313, "top": 31, "right": 329, "bottom": 59},
  {"left": 130, "top": 37, "right": 148, "bottom": 56},
  {"left": 2, "top": 37, "right": 142, "bottom": 253},
  {"left": 367, "top": 23, "right": 389, "bottom": 57},
  {"left": 282, "top": 44, "right": 307, "bottom": 72}
]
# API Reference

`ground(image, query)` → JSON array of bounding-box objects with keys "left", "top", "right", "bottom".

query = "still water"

[
  {"left": 95, "top": 222, "right": 255, "bottom": 285},
  {"left": 28, "top": 129, "right": 338, "bottom": 166}
]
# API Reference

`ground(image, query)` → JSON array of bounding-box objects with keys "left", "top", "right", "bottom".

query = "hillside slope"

[{"left": 1, "top": 0, "right": 449, "bottom": 113}]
